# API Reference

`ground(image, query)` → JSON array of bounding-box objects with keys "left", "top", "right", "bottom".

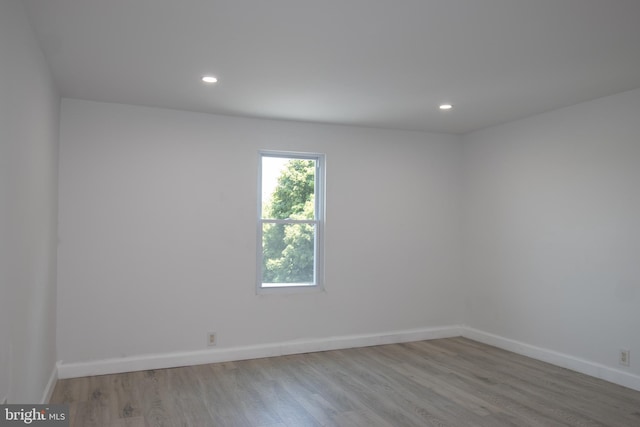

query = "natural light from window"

[{"left": 257, "top": 151, "right": 325, "bottom": 292}]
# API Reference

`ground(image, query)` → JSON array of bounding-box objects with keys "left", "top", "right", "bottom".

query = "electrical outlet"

[
  {"left": 207, "top": 332, "right": 217, "bottom": 347},
  {"left": 619, "top": 349, "right": 630, "bottom": 367}
]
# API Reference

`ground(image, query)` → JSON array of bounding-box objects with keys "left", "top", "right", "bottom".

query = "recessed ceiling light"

[
  {"left": 202, "top": 76, "right": 218, "bottom": 83},
  {"left": 439, "top": 104, "right": 453, "bottom": 110}
]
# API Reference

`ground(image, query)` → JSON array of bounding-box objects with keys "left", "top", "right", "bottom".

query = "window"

[{"left": 257, "top": 151, "right": 325, "bottom": 292}]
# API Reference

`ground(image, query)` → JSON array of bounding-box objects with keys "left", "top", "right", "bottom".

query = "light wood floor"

[{"left": 50, "top": 337, "right": 640, "bottom": 427}]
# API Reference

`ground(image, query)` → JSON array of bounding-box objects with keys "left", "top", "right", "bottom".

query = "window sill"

[{"left": 257, "top": 284, "right": 325, "bottom": 296}]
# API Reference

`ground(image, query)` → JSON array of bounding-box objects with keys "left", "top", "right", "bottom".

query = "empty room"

[{"left": 2, "top": 0, "right": 640, "bottom": 426}]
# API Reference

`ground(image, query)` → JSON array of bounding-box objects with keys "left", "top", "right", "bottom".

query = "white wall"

[
  {"left": 0, "top": 0, "right": 60, "bottom": 403},
  {"left": 55, "top": 60, "right": 640, "bottom": 390},
  {"left": 57, "top": 99, "right": 463, "bottom": 365},
  {"left": 463, "top": 88, "right": 640, "bottom": 378}
]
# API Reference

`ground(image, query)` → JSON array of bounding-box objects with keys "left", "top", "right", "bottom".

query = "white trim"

[
  {"left": 461, "top": 327, "right": 640, "bottom": 392},
  {"left": 257, "top": 150, "right": 326, "bottom": 294},
  {"left": 40, "top": 361, "right": 60, "bottom": 404},
  {"left": 55, "top": 326, "right": 640, "bottom": 393},
  {"left": 257, "top": 284, "right": 326, "bottom": 295},
  {"left": 57, "top": 325, "right": 461, "bottom": 379}
]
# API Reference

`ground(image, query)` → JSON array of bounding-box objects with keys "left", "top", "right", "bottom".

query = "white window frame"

[{"left": 257, "top": 150, "right": 325, "bottom": 294}]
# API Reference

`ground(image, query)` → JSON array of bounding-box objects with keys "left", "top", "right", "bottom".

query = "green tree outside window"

[{"left": 262, "top": 159, "right": 316, "bottom": 283}]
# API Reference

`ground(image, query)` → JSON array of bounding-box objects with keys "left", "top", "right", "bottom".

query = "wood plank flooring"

[{"left": 50, "top": 337, "right": 640, "bottom": 427}]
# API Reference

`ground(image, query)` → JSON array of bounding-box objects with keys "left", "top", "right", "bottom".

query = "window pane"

[
  {"left": 262, "top": 222, "right": 315, "bottom": 285},
  {"left": 262, "top": 157, "right": 315, "bottom": 220}
]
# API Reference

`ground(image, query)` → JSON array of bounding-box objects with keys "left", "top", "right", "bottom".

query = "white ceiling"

[{"left": 24, "top": 0, "right": 640, "bottom": 134}]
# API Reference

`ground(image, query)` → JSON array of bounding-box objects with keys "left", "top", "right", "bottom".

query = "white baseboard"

[
  {"left": 58, "top": 325, "right": 462, "bottom": 379},
  {"left": 56, "top": 325, "right": 640, "bottom": 393},
  {"left": 461, "top": 327, "right": 640, "bottom": 392},
  {"left": 41, "top": 361, "right": 59, "bottom": 404}
]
